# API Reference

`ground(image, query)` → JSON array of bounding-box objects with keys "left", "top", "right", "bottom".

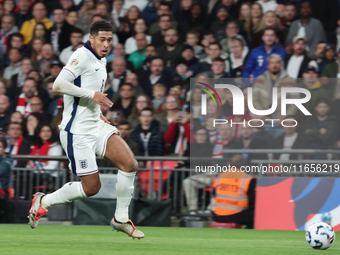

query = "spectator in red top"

[
  {"left": 16, "top": 112, "right": 44, "bottom": 167},
  {"left": 163, "top": 105, "right": 192, "bottom": 155},
  {"left": 26, "top": 125, "right": 62, "bottom": 171}
]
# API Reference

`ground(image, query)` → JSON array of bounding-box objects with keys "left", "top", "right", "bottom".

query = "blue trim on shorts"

[
  {"left": 67, "top": 132, "right": 77, "bottom": 175},
  {"left": 65, "top": 76, "right": 81, "bottom": 132}
]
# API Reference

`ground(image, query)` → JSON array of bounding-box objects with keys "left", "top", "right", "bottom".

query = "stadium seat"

[
  {"left": 138, "top": 161, "right": 177, "bottom": 199},
  {"left": 208, "top": 222, "right": 243, "bottom": 229}
]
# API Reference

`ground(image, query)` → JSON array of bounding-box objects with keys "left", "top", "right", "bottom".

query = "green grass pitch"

[{"left": 0, "top": 225, "right": 339, "bottom": 255}]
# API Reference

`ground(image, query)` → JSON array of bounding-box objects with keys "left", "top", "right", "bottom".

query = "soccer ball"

[{"left": 306, "top": 222, "right": 335, "bottom": 250}]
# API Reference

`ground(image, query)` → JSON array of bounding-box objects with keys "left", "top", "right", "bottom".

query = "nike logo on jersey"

[{"left": 95, "top": 68, "right": 100, "bottom": 71}]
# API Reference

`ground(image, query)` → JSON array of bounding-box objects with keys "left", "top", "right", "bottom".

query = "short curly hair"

[{"left": 90, "top": 20, "right": 113, "bottom": 36}]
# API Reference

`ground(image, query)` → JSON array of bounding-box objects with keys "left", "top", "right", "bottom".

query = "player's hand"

[
  {"left": 100, "top": 113, "right": 110, "bottom": 124},
  {"left": 92, "top": 91, "right": 113, "bottom": 110}
]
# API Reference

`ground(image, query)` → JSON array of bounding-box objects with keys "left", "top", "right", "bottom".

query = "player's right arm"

[{"left": 53, "top": 53, "right": 113, "bottom": 109}]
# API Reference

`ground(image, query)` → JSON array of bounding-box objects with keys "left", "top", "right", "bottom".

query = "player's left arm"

[{"left": 54, "top": 52, "right": 113, "bottom": 109}]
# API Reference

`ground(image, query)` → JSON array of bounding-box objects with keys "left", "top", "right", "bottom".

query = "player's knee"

[
  {"left": 122, "top": 159, "right": 138, "bottom": 173},
  {"left": 84, "top": 181, "right": 101, "bottom": 197}
]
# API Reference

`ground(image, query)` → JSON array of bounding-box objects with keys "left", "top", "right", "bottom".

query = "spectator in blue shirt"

[{"left": 243, "top": 28, "right": 287, "bottom": 83}]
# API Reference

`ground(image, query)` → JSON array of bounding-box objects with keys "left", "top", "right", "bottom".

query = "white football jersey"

[{"left": 59, "top": 42, "right": 107, "bottom": 135}]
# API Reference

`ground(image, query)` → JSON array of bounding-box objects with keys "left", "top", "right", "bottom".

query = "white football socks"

[
  {"left": 41, "top": 182, "right": 87, "bottom": 208},
  {"left": 114, "top": 170, "right": 136, "bottom": 222}
]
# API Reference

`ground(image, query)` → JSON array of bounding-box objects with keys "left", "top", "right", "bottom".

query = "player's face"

[{"left": 90, "top": 31, "right": 113, "bottom": 58}]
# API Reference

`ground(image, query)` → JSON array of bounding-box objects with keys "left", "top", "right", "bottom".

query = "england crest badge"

[{"left": 79, "top": 159, "right": 88, "bottom": 169}]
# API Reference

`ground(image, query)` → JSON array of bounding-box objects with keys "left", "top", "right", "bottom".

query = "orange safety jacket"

[{"left": 213, "top": 169, "right": 252, "bottom": 216}]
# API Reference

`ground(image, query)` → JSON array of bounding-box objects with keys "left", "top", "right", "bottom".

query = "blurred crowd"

[{"left": 1, "top": 0, "right": 340, "bottom": 199}]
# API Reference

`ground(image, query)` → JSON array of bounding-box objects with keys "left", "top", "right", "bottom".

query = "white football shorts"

[{"left": 59, "top": 121, "right": 120, "bottom": 176}]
